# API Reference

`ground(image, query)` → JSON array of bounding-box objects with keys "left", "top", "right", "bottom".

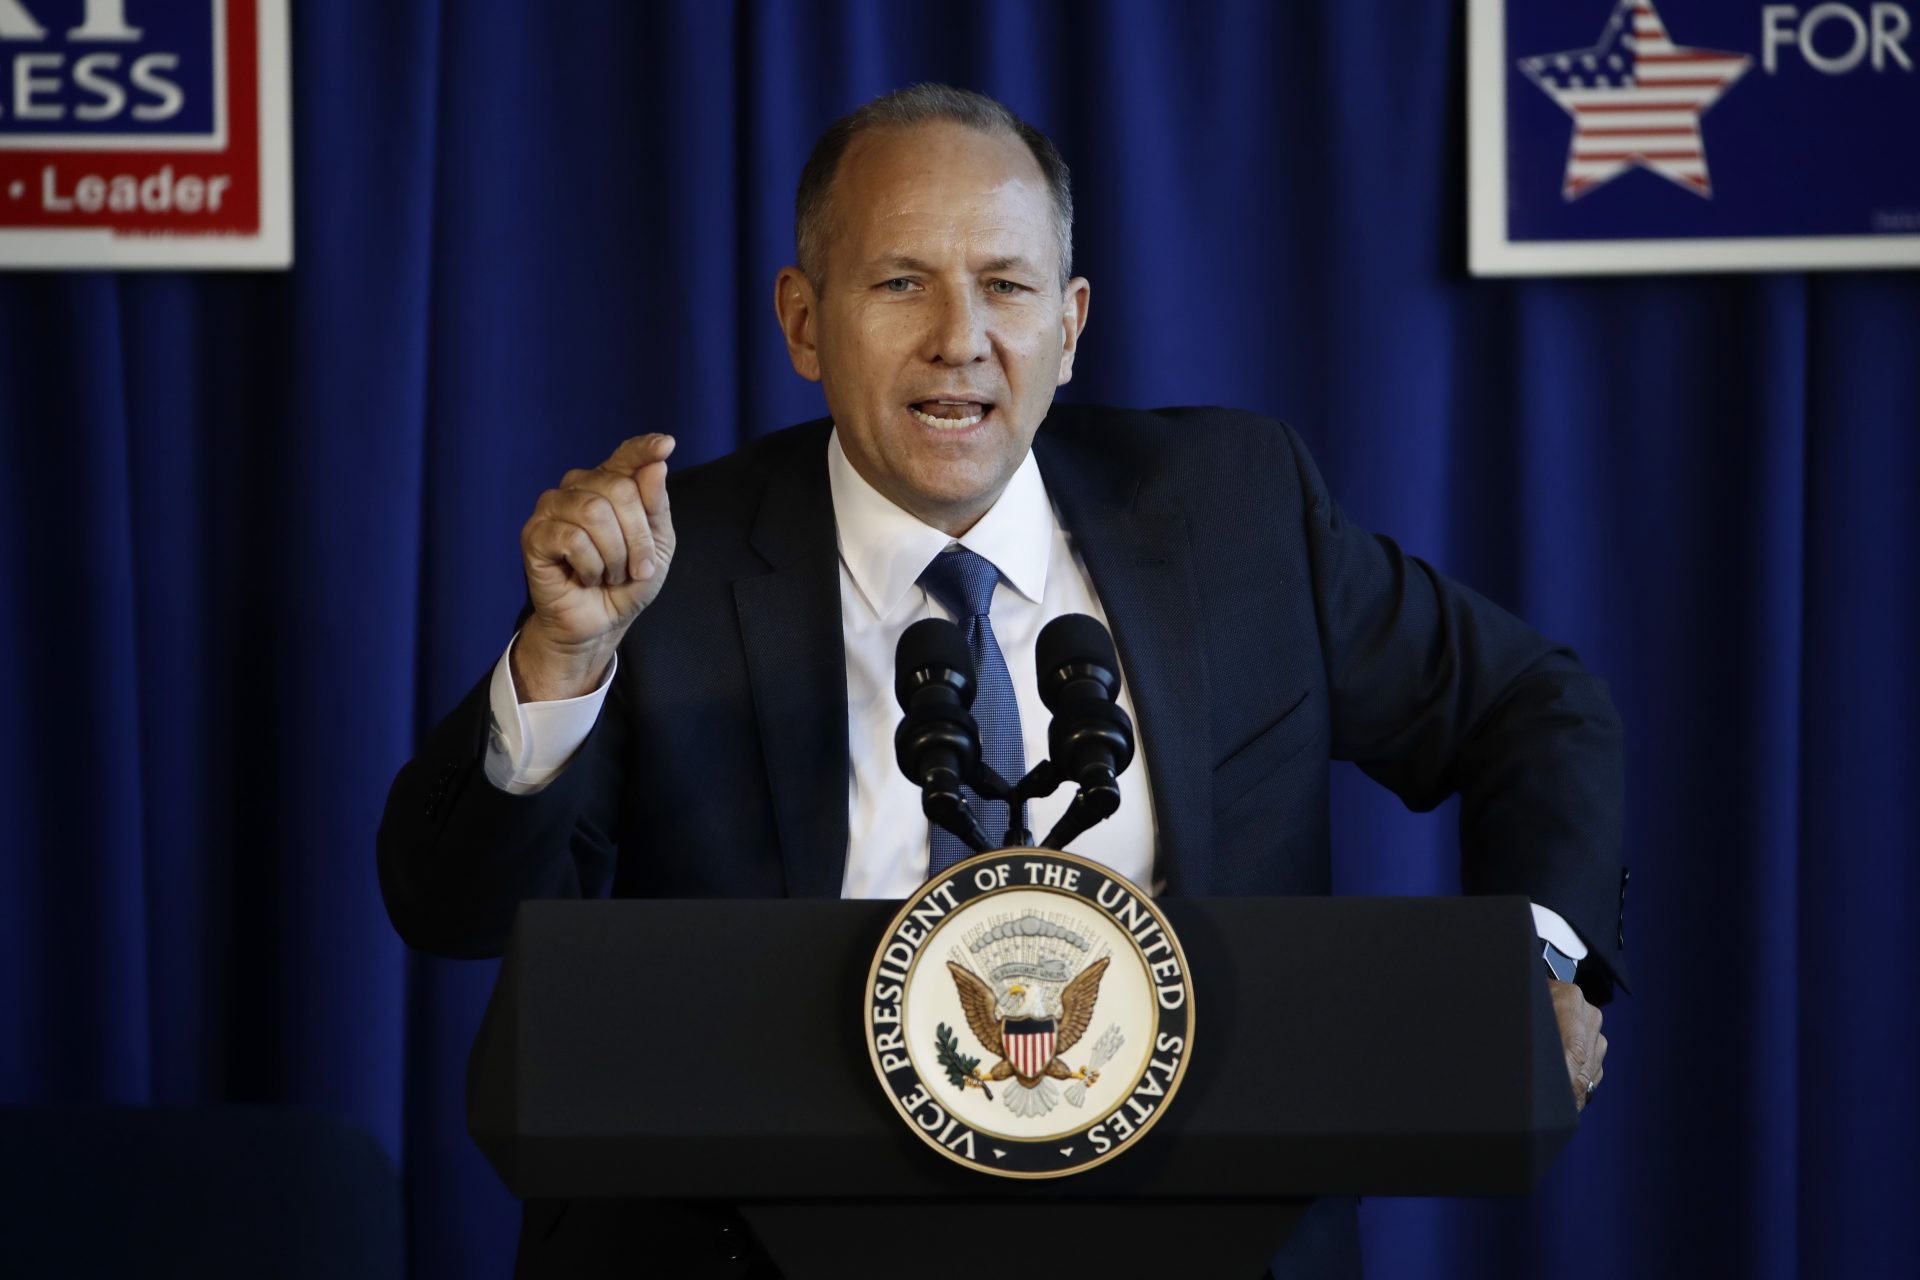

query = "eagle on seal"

[{"left": 946, "top": 955, "right": 1111, "bottom": 1091}]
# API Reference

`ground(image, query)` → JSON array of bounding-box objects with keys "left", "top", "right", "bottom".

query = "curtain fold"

[{"left": 2, "top": 3, "right": 1914, "bottom": 1276}]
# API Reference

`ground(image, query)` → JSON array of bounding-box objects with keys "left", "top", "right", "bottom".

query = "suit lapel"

[
  {"left": 1036, "top": 430, "right": 1215, "bottom": 896},
  {"left": 734, "top": 432, "right": 850, "bottom": 898}
]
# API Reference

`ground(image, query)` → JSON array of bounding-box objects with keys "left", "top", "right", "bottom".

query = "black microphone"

[
  {"left": 893, "top": 618, "right": 992, "bottom": 854},
  {"left": 1036, "top": 614, "right": 1135, "bottom": 849}
]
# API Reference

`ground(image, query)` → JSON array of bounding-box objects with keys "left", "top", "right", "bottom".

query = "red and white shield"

[{"left": 1002, "top": 1018, "right": 1057, "bottom": 1079}]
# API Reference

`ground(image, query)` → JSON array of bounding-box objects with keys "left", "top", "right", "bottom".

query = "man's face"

[{"left": 776, "top": 122, "right": 1090, "bottom": 535}]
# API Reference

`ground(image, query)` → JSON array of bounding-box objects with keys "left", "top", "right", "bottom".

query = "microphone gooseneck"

[
  {"left": 892, "top": 613, "right": 1137, "bottom": 859},
  {"left": 1035, "top": 614, "right": 1136, "bottom": 850},
  {"left": 893, "top": 618, "right": 993, "bottom": 854}
]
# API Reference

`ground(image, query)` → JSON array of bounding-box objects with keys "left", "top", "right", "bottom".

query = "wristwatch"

[{"left": 1542, "top": 939, "right": 1579, "bottom": 984}]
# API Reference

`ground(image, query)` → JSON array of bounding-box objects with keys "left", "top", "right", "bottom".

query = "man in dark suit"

[{"left": 380, "top": 85, "right": 1623, "bottom": 1278}]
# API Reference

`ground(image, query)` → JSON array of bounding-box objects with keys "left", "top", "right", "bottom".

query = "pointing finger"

[{"left": 605, "top": 433, "right": 677, "bottom": 476}]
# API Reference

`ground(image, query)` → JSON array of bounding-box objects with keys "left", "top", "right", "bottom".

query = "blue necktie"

[{"left": 918, "top": 547, "right": 1027, "bottom": 871}]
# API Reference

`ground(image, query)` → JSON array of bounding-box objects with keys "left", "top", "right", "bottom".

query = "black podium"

[{"left": 469, "top": 896, "right": 1577, "bottom": 1278}]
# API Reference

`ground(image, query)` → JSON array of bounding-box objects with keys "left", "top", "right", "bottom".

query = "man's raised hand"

[{"left": 513, "top": 434, "right": 677, "bottom": 701}]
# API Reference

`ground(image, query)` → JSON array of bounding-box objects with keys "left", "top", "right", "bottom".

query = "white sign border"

[
  {"left": 0, "top": 0, "right": 291, "bottom": 270},
  {"left": 1467, "top": 0, "right": 1920, "bottom": 276}
]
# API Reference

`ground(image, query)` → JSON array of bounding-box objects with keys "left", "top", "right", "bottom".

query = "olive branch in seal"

[{"left": 934, "top": 1022, "right": 993, "bottom": 1101}]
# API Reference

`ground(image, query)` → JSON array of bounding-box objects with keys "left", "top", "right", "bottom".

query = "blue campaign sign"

[
  {"left": 0, "top": 0, "right": 221, "bottom": 144},
  {"left": 1469, "top": 0, "right": 1920, "bottom": 272}
]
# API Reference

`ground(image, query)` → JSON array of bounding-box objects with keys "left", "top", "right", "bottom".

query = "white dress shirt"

[{"left": 479, "top": 431, "right": 1586, "bottom": 960}]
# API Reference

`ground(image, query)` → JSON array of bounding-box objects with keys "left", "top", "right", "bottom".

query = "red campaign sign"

[{"left": 0, "top": 0, "right": 291, "bottom": 268}]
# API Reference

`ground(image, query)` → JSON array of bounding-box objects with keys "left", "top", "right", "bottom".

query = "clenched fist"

[{"left": 513, "top": 434, "right": 677, "bottom": 701}]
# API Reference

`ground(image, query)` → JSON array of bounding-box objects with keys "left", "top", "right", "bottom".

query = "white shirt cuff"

[
  {"left": 482, "top": 633, "right": 617, "bottom": 795},
  {"left": 1530, "top": 903, "right": 1590, "bottom": 960}
]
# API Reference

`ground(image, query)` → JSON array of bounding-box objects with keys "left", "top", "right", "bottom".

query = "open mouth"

[{"left": 908, "top": 400, "right": 992, "bottom": 429}]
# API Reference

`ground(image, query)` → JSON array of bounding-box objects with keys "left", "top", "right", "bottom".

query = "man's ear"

[
  {"left": 1056, "top": 276, "right": 1091, "bottom": 386},
  {"left": 774, "top": 266, "right": 822, "bottom": 382}
]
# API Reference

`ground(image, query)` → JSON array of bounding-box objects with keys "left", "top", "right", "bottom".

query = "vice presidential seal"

[{"left": 865, "top": 848, "right": 1195, "bottom": 1178}]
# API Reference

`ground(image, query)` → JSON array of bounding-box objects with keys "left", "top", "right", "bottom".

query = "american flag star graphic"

[{"left": 1518, "top": 0, "right": 1750, "bottom": 200}]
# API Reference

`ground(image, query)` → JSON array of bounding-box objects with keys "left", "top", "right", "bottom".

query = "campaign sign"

[
  {"left": 1470, "top": 0, "right": 1920, "bottom": 273},
  {"left": 0, "top": 0, "right": 291, "bottom": 268}
]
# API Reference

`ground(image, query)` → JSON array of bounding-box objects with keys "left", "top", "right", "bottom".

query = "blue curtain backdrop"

[{"left": 2, "top": 1, "right": 1915, "bottom": 1276}]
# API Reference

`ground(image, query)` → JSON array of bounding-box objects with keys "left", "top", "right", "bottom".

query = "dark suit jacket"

[{"left": 378, "top": 405, "right": 1629, "bottom": 1277}]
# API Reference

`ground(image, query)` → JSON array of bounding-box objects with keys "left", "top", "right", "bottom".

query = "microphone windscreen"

[
  {"left": 895, "top": 617, "right": 975, "bottom": 710},
  {"left": 1036, "top": 613, "right": 1121, "bottom": 707}
]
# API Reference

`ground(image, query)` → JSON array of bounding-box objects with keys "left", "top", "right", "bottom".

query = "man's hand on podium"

[
  {"left": 1550, "top": 980, "right": 1607, "bottom": 1112},
  {"left": 514, "top": 433, "right": 678, "bottom": 701}
]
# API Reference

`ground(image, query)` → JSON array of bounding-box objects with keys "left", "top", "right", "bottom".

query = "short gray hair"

[{"left": 794, "top": 84, "right": 1075, "bottom": 289}]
